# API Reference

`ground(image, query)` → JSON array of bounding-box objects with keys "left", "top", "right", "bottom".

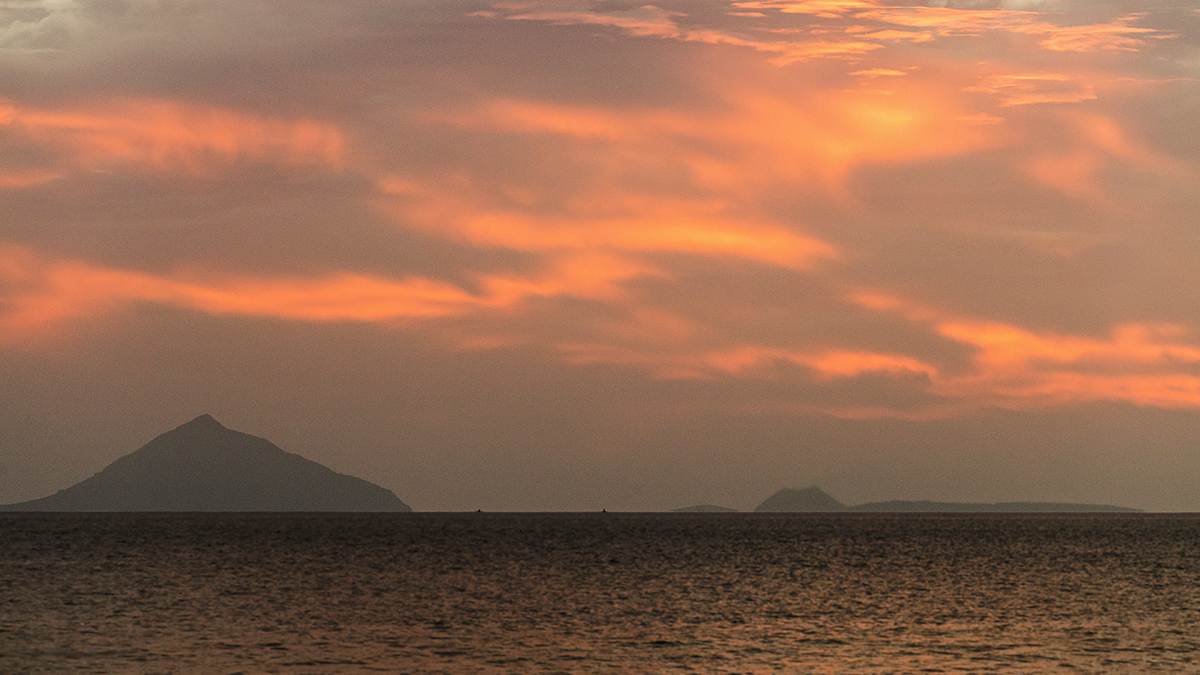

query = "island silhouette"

[
  {"left": 676, "top": 486, "right": 1140, "bottom": 512},
  {"left": 0, "top": 417, "right": 1143, "bottom": 513},
  {"left": 750, "top": 486, "right": 1139, "bottom": 513},
  {"left": 0, "top": 414, "right": 411, "bottom": 512},
  {"left": 672, "top": 504, "right": 739, "bottom": 513}
]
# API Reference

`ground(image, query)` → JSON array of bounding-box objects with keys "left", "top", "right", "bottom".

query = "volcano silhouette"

[
  {"left": 754, "top": 486, "right": 845, "bottom": 512},
  {"left": 1, "top": 415, "right": 411, "bottom": 512}
]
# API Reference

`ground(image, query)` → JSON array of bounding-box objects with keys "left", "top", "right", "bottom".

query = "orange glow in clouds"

[
  {"left": 0, "top": 169, "right": 61, "bottom": 188},
  {"left": 0, "top": 245, "right": 663, "bottom": 346},
  {"left": 0, "top": 246, "right": 474, "bottom": 343},
  {"left": 846, "top": 290, "right": 1200, "bottom": 411},
  {"left": 4, "top": 0, "right": 1198, "bottom": 423},
  {"left": 379, "top": 174, "right": 838, "bottom": 269},
  {"left": 1023, "top": 110, "right": 1189, "bottom": 202},
  {"left": 430, "top": 79, "right": 1002, "bottom": 196},
  {"left": 702, "top": 346, "right": 938, "bottom": 381},
  {"left": 1, "top": 98, "right": 343, "bottom": 174}
]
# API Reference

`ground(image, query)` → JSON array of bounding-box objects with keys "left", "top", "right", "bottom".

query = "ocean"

[{"left": 2, "top": 512, "right": 1197, "bottom": 673}]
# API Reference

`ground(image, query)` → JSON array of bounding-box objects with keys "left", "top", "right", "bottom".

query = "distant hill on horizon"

[
  {"left": 673, "top": 504, "right": 738, "bottom": 513},
  {"left": 753, "top": 486, "right": 1140, "bottom": 513},
  {"left": 754, "top": 487, "right": 846, "bottom": 512},
  {"left": 0, "top": 415, "right": 412, "bottom": 512}
]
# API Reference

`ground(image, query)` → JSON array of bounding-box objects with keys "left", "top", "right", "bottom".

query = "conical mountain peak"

[
  {"left": 179, "top": 414, "right": 226, "bottom": 430},
  {"left": 0, "top": 416, "right": 411, "bottom": 512},
  {"left": 754, "top": 486, "right": 846, "bottom": 512}
]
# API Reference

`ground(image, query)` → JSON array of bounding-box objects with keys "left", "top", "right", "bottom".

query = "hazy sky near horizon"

[{"left": 3, "top": 0, "right": 1200, "bottom": 511}]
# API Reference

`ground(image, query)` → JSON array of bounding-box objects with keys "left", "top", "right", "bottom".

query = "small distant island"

[
  {"left": 673, "top": 504, "right": 739, "bottom": 513},
  {"left": 676, "top": 486, "right": 1140, "bottom": 513},
  {"left": 0, "top": 414, "right": 412, "bottom": 512}
]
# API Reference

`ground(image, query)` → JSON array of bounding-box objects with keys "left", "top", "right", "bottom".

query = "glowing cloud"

[
  {"left": 702, "top": 346, "right": 938, "bottom": 381},
  {"left": 1022, "top": 110, "right": 1190, "bottom": 201},
  {"left": 555, "top": 341, "right": 938, "bottom": 383},
  {"left": 733, "top": 1, "right": 878, "bottom": 19},
  {"left": 3, "top": 0, "right": 1198, "bottom": 426},
  {"left": 503, "top": 3, "right": 883, "bottom": 64},
  {"left": 850, "top": 68, "right": 908, "bottom": 78},
  {"left": 0, "top": 245, "right": 463, "bottom": 342},
  {"left": 0, "top": 244, "right": 670, "bottom": 346},
  {"left": 503, "top": 5, "right": 682, "bottom": 38},
  {"left": 725, "top": 2, "right": 1172, "bottom": 55},
  {"left": 0, "top": 98, "right": 344, "bottom": 175},
  {"left": 845, "top": 290, "right": 1200, "bottom": 412},
  {"left": 966, "top": 73, "right": 1098, "bottom": 107},
  {"left": 380, "top": 178, "right": 838, "bottom": 270},
  {"left": 0, "top": 169, "right": 61, "bottom": 188},
  {"left": 854, "top": 6, "right": 1038, "bottom": 35},
  {"left": 426, "top": 80, "right": 1004, "bottom": 196},
  {"left": 1015, "top": 16, "right": 1167, "bottom": 52}
]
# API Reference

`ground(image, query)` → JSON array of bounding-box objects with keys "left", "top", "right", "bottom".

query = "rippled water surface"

[{"left": 2, "top": 512, "right": 1198, "bottom": 673}]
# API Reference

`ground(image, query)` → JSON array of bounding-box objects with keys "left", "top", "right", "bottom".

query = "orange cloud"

[
  {"left": 379, "top": 173, "right": 839, "bottom": 270},
  {"left": 431, "top": 80, "right": 1004, "bottom": 194},
  {"left": 858, "top": 29, "right": 934, "bottom": 43},
  {"left": 430, "top": 98, "right": 634, "bottom": 141},
  {"left": 850, "top": 68, "right": 908, "bottom": 78},
  {"left": 370, "top": 77, "right": 1008, "bottom": 375},
  {"left": 0, "top": 169, "right": 61, "bottom": 188},
  {"left": 702, "top": 346, "right": 937, "bottom": 381},
  {"left": 476, "top": 252, "right": 661, "bottom": 307},
  {"left": 682, "top": 28, "right": 881, "bottom": 65},
  {"left": 1072, "top": 112, "right": 1185, "bottom": 173},
  {"left": 1015, "top": 16, "right": 1166, "bottom": 52},
  {"left": 961, "top": 373, "right": 1200, "bottom": 410},
  {"left": 838, "top": 5, "right": 1166, "bottom": 53},
  {"left": 504, "top": 4, "right": 882, "bottom": 65},
  {"left": 733, "top": 1, "right": 878, "bottom": 19},
  {"left": 966, "top": 73, "right": 1098, "bottom": 107},
  {"left": 0, "top": 244, "right": 661, "bottom": 346},
  {"left": 505, "top": 6, "right": 682, "bottom": 38},
  {"left": 504, "top": 1, "right": 1179, "bottom": 69},
  {"left": 1023, "top": 111, "right": 1189, "bottom": 201},
  {"left": 724, "top": 83, "right": 1006, "bottom": 190},
  {"left": 361, "top": 10, "right": 1191, "bottom": 417},
  {"left": 846, "top": 289, "right": 1200, "bottom": 411},
  {"left": 0, "top": 98, "right": 344, "bottom": 174},
  {"left": 0, "top": 245, "right": 472, "bottom": 343},
  {"left": 1024, "top": 151, "right": 1104, "bottom": 201},
  {"left": 936, "top": 321, "right": 1200, "bottom": 371},
  {"left": 855, "top": 6, "right": 1033, "bottom": 35},
  {"left": 556, "top": 341, "right": 937, "bottom": 383}
]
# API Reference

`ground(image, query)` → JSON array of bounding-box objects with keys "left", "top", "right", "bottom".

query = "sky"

[{"left": 2, "top": 0, "right": 1200, "bottom": 511}]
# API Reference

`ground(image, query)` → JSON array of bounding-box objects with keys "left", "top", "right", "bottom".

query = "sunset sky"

[{"left": 3, "top": 0, "right": 1200, "bottom": 511}]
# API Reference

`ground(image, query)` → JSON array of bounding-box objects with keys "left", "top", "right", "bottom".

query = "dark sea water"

[{"left": 2, "top": 512, "right": 1198, "bottom": 674}]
